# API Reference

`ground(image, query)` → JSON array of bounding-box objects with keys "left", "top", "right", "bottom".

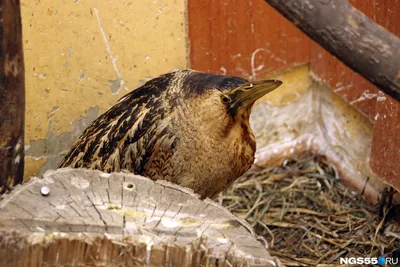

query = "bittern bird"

[{"left": 60, "top": 70, "right": 282, "bottom": 198}]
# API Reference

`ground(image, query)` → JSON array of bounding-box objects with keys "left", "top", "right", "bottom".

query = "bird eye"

[
  {"left": 220, "top": 95, "right": 231, "bottom": 104},
  {"left": 244, "top": 83, "right": 254, "bottom": 90}
]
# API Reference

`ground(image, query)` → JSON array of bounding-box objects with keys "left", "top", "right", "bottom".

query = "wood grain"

[
  {"left": 0, "top": 0, "right": 25, "bottom": 194},
  {"left": 311, "top": 0, "right": 400, "bottom": 120},
  {"left": 0, "top": 168, "right": 277, "bottom": 267},
  {"left": 188, "top": 0, "right": 311, "bottom": 78},
  {"left": 264, "top": 0, "right": 400, "bottom": 101},
  {"left": 371, "top": 96, "right": 400, "bottom": 189}
]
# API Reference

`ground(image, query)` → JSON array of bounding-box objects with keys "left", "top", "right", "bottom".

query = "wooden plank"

[
  {"left": 188, "top": 0, "right": 310, "bottom": 78},
  {"left": 351, "top": 0, "right": 400, "bottom": 191},
  {"left": 0, "top": 168, "right": 277, "bottom": 267},
  {"left": 371, "top": 96, "right": 400, "bottom": 190},
  {"left": 310, "top": 46, "right": 379, "bottom": 120}
]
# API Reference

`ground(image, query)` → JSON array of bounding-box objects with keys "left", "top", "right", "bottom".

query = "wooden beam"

[
  {"left": 0, "top": 0, "right": 25, "bottom": 194},
  {"left": 264, "top": 0, "right": 400, "bottom": 101}
]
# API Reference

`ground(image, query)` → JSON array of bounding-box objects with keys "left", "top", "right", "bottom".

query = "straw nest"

[{"left": 218, "top": 156, "right": 400, "bottom": 266}]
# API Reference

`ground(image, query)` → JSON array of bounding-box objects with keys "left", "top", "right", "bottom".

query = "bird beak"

[{"left": 228, "top": 79, "right": 282, "bottom": 110}]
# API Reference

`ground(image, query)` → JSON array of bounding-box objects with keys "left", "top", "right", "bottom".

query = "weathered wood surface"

[
  {"left": 0, "top": 0, "right": 25, "bottom": 194},
  {"left": 264, "top": 0, "right": 400, "bottom": 101},
  {"left": 0, "top": 168, "right": 278, "bottom": 267}
]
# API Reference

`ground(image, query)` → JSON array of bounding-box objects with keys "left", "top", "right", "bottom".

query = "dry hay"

[{"left": 218, "top": 156, "right": 400, "bottom": 266}]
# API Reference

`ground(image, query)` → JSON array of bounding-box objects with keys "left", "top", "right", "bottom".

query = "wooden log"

[
  {"left": 0, "top": 168, "right": 279, "bottom": 267},
  {"left": 264, "top": 0, "right": 400, "bottom": 101},
  {"left": 0, "top": 0, "right": 25, "bottom": 194}
]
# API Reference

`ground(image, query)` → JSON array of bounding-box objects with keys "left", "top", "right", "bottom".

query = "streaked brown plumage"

[{"left": 60, "top": 70, "right": 282, "bottom": 198}]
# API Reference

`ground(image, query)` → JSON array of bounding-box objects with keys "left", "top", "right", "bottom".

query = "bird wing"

[{"left": 59, "top": 73, "right": 177, "bottom": 176}]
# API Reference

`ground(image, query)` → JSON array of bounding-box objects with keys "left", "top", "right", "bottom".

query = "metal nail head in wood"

[{"left": 40, "top": 186, "right": 50, "bottom": 196}]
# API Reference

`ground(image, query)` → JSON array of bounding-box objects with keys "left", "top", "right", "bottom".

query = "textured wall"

[
  {"left": 249, "top": 66, "right": 378, "bottom": 201},
  {"left": 188, "top": 0, "right": 400, "bottom": 199},
  {"left": 22, "top": 0, "right": 187, "bottom": 179}
]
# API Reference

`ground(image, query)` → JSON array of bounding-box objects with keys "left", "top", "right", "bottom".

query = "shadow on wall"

[{"left": 24, "top": 107, "right": 99, "bottom": 179}]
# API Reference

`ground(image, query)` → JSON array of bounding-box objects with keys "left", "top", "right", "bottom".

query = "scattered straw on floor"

[{"left": 218, "top": 156, "right": 400, "bottom": 266}]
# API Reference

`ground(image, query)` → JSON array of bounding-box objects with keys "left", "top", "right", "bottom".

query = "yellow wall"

[
  {"left": 259, "top": 65, "right": 310, "bottom": 106},
  {"left": 21, "top": 0, "right": 187, "bottom": 179}
]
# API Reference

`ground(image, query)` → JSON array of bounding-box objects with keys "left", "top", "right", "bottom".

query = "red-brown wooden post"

[{"left": 0, "top": 0, "right": 25, "bottom": 194}]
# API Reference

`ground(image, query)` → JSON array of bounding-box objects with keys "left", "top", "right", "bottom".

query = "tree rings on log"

[{"left": 0, "top": 168, "right": 279, "bottom": 267}]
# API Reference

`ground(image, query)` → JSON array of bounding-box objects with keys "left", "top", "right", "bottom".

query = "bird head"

[
  {"left": 175, "top": 70, "right": 282, "bottom": 137},
  {"left": 220, "top": 79, "right": 283, "bottom": 118}
]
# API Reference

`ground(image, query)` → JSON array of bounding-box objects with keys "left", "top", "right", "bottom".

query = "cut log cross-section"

[{"left": 0, "top": 168, "right": 278, "bottom": 267}]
